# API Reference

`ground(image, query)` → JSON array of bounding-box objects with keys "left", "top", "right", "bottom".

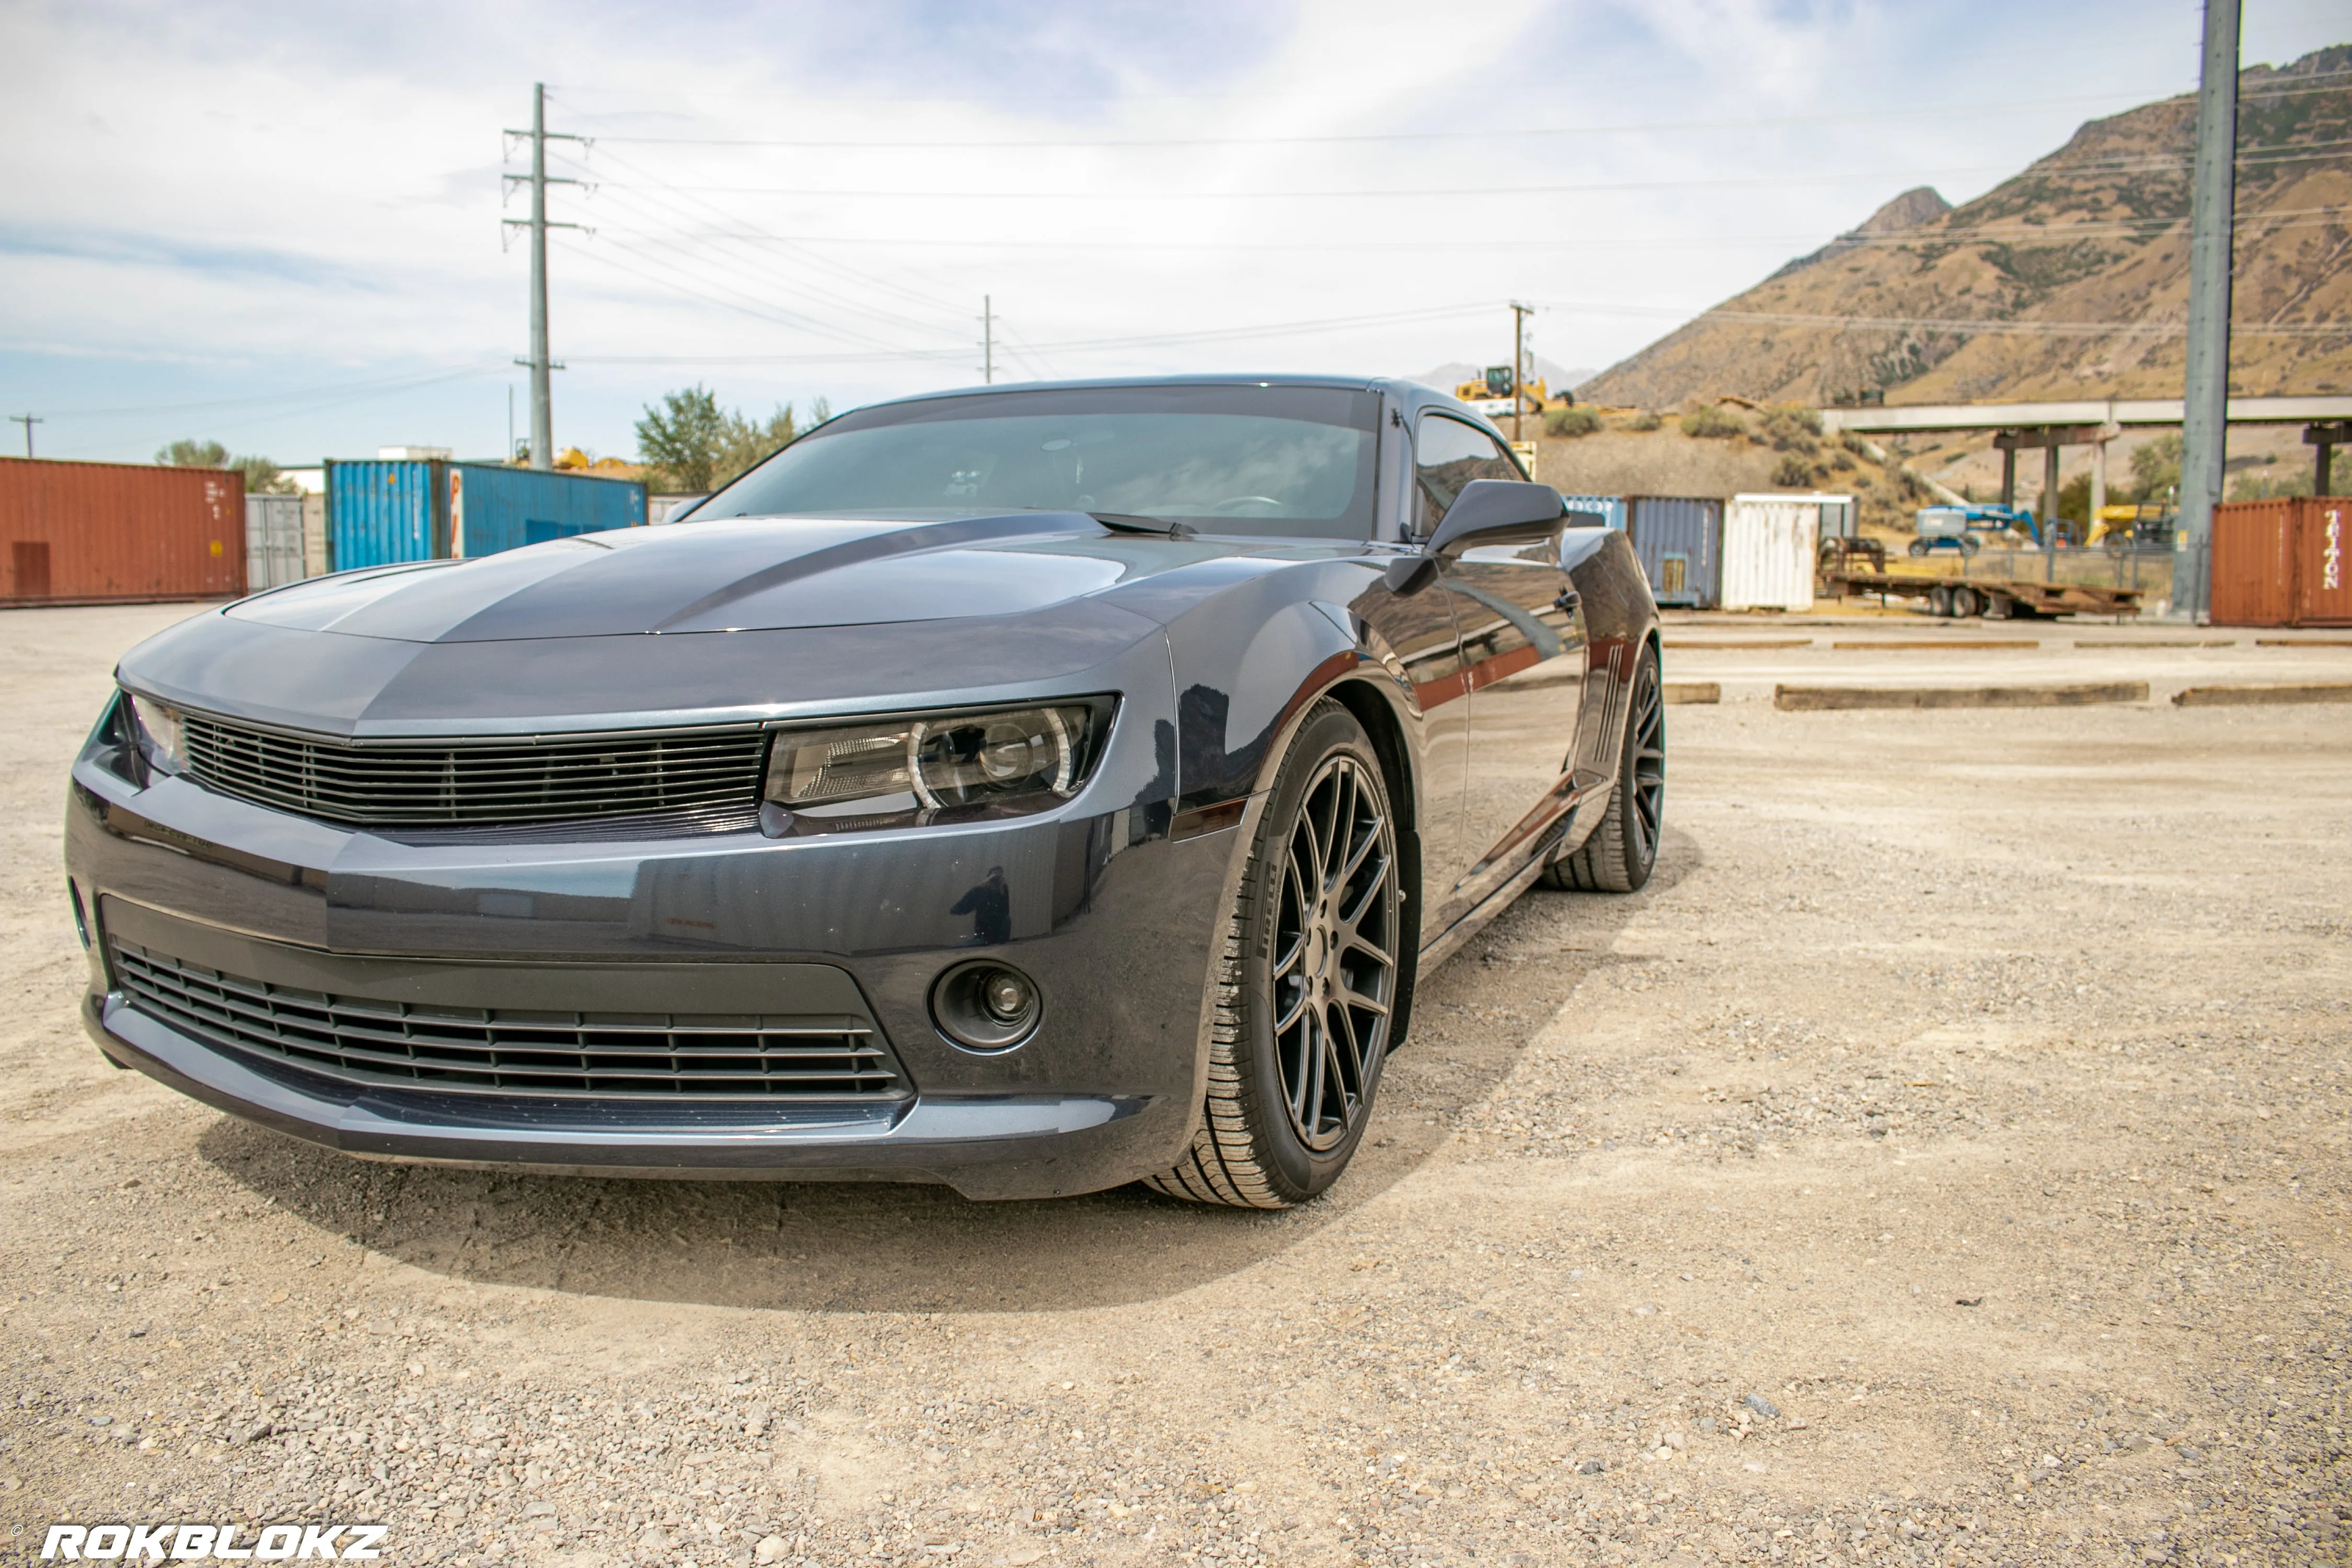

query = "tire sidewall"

[
  {"left": 1617, "top": 645, "right": 1663, "bottom": 890},
  {"left": 1237, "top": 705, "right": 1396, "bottom": 1201}
]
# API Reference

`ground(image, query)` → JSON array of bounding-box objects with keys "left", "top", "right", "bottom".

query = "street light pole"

[{"left": 8, "top": 414, "right": 39, "bottom": 458}]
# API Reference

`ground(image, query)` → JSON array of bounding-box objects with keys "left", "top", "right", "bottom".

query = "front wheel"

[
  {"left": 1544, "top": 643, "right": 1663, "bottom": 894},
  {"left": 1146, "top": 700, "right": 1402, "bottom": 1208}
]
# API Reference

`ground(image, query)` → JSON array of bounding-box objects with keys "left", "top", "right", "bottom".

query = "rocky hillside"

[{"left": 1582, "top": 44, "right": 2352, "bottom": 407}]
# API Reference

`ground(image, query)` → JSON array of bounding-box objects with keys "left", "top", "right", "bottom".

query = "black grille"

[
  {"left": 180, "top": 713, "right": 769, "bottom": 830},
  {"left": 111, "top": 939, "right": 908, "bottom": 1100}
]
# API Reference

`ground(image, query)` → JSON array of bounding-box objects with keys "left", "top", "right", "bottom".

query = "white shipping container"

[
  {"left": 243, "top": 494, "right": 305, "bottom": 593},
  {"left": 1721, "top": 492, "right": 1851, "bottom": 611}
]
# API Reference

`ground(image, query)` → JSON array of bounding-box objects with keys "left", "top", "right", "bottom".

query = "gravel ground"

[{"left": 2, "top": 604, "right": 2347, "bottom": 1567}]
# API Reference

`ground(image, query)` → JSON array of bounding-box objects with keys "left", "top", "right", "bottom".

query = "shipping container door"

[
  {"left": 1627, "top": 497, "right": 1721, "bottom": 608},
  {"left": 244, "top": 494, "right": 304, "bottom": 591},
  {"left": 1722, "top": 496, "right": 1818, "bottom": 612},
  {"left": 2210, "top": 500, "right": 2297, "bottom": 627},
  {"left": 327, "top": 460, "right": 442, "bottom": 569}
]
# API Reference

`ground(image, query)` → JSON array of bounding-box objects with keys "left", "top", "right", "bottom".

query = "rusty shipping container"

[
  {"left": 0, "top": 457, "right": 246, "bottom": 606},
  {"left": 2211, "top": 496, "right": 2352, "bottom": 627}
]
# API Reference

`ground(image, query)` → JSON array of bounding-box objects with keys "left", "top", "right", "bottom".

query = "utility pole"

[
  {"left": 2177, "top": 0, "right": 2240, "bottom": 620},
  {"left": 8, "top": 414, "right": 39, "bottom": 458},
  {"left": 504, "top": 84, "right": 586, "bottom": 470},
  {"left": 979, "top": 295, "right": 997, "bottom": 385},
  {"left": 1509, "top": 301, "right": 1534, "bottom": 441}
]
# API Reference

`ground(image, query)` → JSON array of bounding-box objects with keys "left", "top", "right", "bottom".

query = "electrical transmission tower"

[{"left": 503, "top": 84, "right": 586, "bottom": 470}]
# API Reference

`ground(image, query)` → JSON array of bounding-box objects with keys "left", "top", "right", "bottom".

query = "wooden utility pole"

[{"left": 1509, "top": 301, "right": 1533, "bottom": 441}]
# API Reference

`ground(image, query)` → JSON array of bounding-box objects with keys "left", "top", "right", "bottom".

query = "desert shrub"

[
  {"left": 1629, "top": 410, "right": 1663, "bottom": 432},
  {"left": 1829, "top": 450, "right": 1857, "bottom": 472},
  {"left": 1771, "top": 455, "right": 1825, "bottom": 488},
  {"left": 1839, "top": 430, "right": 1874, "bottom": 457},
  {"left": 1758, "top": 404, "right": 1824, "bottom": 453},
  {"left": 1680, "top": 405, "right": 1745, "bottom": 440},
  {"left": 1544, "top": 406, "right": 1603, "bottom": 439}
]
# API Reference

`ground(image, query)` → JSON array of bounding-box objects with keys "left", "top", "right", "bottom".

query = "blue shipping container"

[
  {"left": 453, "top": 465, "right": 645, "bottom": 557},
  {"left": 326, "top": 459, "right": 447, "bottom": 570},
  {"left": 327, "top": 461, "right": 645, "bottom": 571},
  {"left": 1628, "top": 495, "right": 1723, "bottom": 608},
  {"left": 1559, "top": 493, "right": 1629, "bottom": 532}
]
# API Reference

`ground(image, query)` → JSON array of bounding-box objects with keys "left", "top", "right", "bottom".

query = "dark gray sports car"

[{"left": 66, "top": 376, "right": 1662, "bottom": 1207}]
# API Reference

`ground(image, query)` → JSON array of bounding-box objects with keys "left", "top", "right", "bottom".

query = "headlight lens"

[
  {"left": 121, "top": 691, "right": 188, "bottom": 779},
  {"left": 762, "top": 700, "right": 1109, "bottom": 833}
]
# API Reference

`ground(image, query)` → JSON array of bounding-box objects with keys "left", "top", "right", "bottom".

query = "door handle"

[{"left": 1553, "top": 589, "right": 1582, "bottom": 614}]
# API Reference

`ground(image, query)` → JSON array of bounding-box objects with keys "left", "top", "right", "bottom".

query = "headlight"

[
  {"left": 121, "top": 691, "right": 188, "bottom": 780},
  {"left": 761, "top": 699, "right": 1111, "bottom": 835}
]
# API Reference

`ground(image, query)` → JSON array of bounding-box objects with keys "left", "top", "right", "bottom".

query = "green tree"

[
  {"left": 156, "top": 439, "right": 295, "bottom": 493},
  {"left": 2128, "top": 433, "right": 2182, "bottom": 503},
  {"left": 715, "top": 405, "right": 799, "bottom": 487},
  {"left": 157, "top": 439, "right": 229, "bottom": 468},
  {"left": 635, "top": 386, "right": 727, "bottom": 492}
]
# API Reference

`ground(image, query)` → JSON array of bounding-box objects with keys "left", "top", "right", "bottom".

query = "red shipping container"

[
  {"left": 2211, "top": 496, "right": 2352, "bottom": 628},
  {"left": 0, "top": 457, "right": 245, "bottom": 606}
]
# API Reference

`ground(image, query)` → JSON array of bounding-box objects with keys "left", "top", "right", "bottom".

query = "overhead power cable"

[{"left": 584, "top": 84, "right": 2352, "bottom": 151}]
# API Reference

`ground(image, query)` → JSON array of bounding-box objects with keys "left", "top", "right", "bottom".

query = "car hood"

[
  {"left": 115, "top": 512, "right": 1363, "bottom": 736},
  {"left": 222, "top": 511, "right": 1282, "bottom": 642}
]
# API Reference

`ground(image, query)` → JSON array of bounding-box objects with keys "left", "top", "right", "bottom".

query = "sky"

[{"left": 1, "top": 0, "right": 2345, "bottom": 468}]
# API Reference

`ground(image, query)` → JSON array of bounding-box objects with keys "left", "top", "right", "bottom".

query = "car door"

[{"left": 1413, "top": 413, "right": 1587, "bottom": 922}]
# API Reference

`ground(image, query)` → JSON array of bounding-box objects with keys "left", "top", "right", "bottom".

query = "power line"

[{"left": 581, "top": 85, "right": 2341, "bottom": 151}]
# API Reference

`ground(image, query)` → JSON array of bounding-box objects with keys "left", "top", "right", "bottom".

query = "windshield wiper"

[{"left": 1089, "top": 512, "right": 1198, "bottom": 539}]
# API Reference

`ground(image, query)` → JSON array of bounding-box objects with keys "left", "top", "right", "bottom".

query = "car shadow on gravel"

[{"left": 194, "top": 826, "right": 1702, "bottom": 1317}]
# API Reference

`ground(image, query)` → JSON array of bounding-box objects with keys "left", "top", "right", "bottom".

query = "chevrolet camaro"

[{"left": 66, "top": 376, "right": 1663, "bottom": 1207}]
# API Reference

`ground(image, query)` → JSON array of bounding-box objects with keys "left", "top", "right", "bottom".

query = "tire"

[
  {"left": 1907, "top": 539, "right": 1929, "bottom": 558},
  {"left": 1951, "top": 585, "right": 1980, "bottom": 618},
  {"left": 1543, "top": 642, "right": 1663, "bottom": 894},
  {"left": 1145, "top": 700, "right": 1403, "bottom": 1209},
  {"left": 1927, "top": 584, "right": 1954, "bottom": 617},
  {"left": 1959, "top": 535, "right": 1982, "bottom": 557}
]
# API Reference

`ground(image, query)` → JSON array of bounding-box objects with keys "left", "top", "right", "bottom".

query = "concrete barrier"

[
  {"left": 2171, "top": 683, "right": 2352, "bottom": 707},
  {"left": 1774, "top": 682, "right": 2148, "bottom": 711}
]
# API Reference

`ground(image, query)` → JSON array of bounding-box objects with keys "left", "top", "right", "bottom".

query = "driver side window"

[{"left": 1414, "top": 414, "right": 1522, "bottom": 535}]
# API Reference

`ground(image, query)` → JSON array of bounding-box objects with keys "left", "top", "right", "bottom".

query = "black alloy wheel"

[
  {"left": 1544, "top": 642, "right": 1663, "bottom": 894},
  {"left": 1270, "top": 750, "right": 1399, "bottom": 1151},
  {"left": 1147, "top": 700, "right": 1401, "bottom": 1207}
]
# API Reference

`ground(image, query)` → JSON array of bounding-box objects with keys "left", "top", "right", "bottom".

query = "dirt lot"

[{"left": 2, "top": 604, "right": 2347, "bottom": 1567}]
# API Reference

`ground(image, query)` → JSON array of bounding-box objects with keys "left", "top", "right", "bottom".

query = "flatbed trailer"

[{"left": 1821, "top": 569, "right": 2142, "bottom": 620}]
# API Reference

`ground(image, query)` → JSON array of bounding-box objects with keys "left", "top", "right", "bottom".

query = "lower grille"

[{"left": 110, "top": 939, "right": 908, "bottom": 1101}]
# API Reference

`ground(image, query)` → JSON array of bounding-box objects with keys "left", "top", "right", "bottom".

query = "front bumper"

[{"left": 67, "top": 730, "right": 1242, "bottom": 1202}]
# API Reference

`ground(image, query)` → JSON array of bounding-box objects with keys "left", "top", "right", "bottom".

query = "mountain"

[{"left": 1579, "top": 44, "right": 2352, "bottom": 408}]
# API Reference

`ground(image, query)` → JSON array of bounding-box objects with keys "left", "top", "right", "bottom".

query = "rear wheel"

[
  {"left": 1951, "top": 585, "right": 1981, "bottom": 618},
  {"left": 1907, "top": 539, "right": 1929, "bottom": 557},
  {"left": 1928, "top": 584, "right": 1954, "bottom": 616},
  {"left": 1544, "top": 643, "right": 1663, "bottom": 894},
  {"left": 1145, "top": 701, "right": 1401, "bottom": 1208}
]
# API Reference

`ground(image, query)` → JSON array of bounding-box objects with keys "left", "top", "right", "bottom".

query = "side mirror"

[
  {"left": 1382, "top": 480, "right": 1569, "bottom": 595},
  {"left": 1427, "top": 479, "right": 1565, "bottom": 558}
]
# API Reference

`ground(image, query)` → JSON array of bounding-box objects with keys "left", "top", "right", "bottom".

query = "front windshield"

[{"left": 699, "top": 384, "right": 1382, "bottom": 539}]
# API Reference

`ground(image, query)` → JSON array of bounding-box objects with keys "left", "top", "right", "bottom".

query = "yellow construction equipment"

[{"left": 1453, "top": 365, "right": 1571, "bottom": 419}]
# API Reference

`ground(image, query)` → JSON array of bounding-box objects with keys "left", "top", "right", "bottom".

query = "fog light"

[{"left": 931, "top": 960, "right": 1042, "bottom": 1052}]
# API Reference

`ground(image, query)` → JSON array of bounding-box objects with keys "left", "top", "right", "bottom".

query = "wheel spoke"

[
  {"left": 1303, "top": 1012, "right": 1330, "bottom": 1138},
  {"left": 1273, "top": 983, "right": 1311, "bottom": 1034},
  {"left": 1338, "top": 976, "right": 1393, "bottom": 1018}
]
